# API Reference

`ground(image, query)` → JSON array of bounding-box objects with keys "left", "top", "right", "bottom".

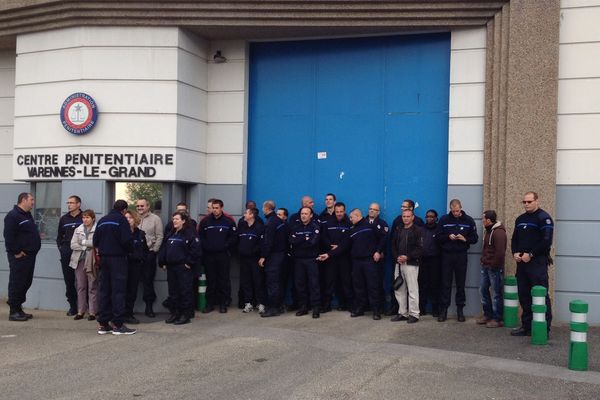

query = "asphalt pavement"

[{"left": 1, "top": 303, "right": 599, "bottom": 400}]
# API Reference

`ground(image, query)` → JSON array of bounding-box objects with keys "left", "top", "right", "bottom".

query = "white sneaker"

[
  {"left": 257, "top": 304, "right": 266, "bottom": 314},
  {"left": 243, "top": 303, "right": 254, "bottom": 313}
]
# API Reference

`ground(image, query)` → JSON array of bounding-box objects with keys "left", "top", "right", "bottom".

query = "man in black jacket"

[
  {"left": 56, "top": 195, "right": 82, "bottom": 316},
  {"left": 437, "top": 199, "right": 478, "bottom": 322},
  {"left": 391, "top": 210, "right": 423, "bottom": 323},
  {"left": 4, "top": 192, "right": 41, "bottom": 322}
]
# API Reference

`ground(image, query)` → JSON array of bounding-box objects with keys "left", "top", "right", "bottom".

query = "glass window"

[{"left": 33, "top": 182, "right": 62, "bottom": 241}]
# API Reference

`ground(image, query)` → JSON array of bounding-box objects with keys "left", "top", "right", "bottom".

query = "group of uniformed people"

[{"left": 4, "top": 190, "right": 554, "bottom": 338}]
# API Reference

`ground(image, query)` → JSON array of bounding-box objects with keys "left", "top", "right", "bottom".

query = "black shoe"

[
  {"left": 320, "top": 306, "right": 332, "bottom": 314},
  {"left": 438, "top": 308, "right": 447, "bottom": 322},
  {"left": 390, "top": 314, "right": 408, "bottom": 322},
  {"left": 373, "top": 313, "right": 381, "bottom": 321},
  {"left": 165, "top": 314, "right": 179, "bottom": 324},
  {"left": 286, "top": 304, "right": 299, "bottom": 312},
  {"left": 201, "top": 305, "right": 215, "bottom": 314},
  {"left": 350, "top": 310, "right": 364, "bottom": 318},
  {"left": 457, "top": 307, "right": 465, "bottom": 322},
  {"left": 295, "top": 308, "right": 308, "bottom": 316},
  {"left": 18, "top": 308, "right": 33, "bottom": 319},
  {"left": 66, "top": 308, "right": 77, "bottom": 317},
  {"left": 9, "top": 312, "right": 28, "bottom": 322},
  {"left": 510, "top": 327, "right": 531, "bottom": 337},
  {"left": 432, "top": 309, "right": 440, "bottom": 318},
  {"left": 312, "top": 311, "right": 320, "bottom": 319},
  {"left": 219, "top": 305, "right": 228, "bottom": 314},
  {"left": 261, "top": 308, "right": 280, "bottom": 318},
  {"left": 74, "top": 313, "right": 84, "bottom": 320},
  {"left": 174, "top": 315, "right": 191, "bottom": 325},
  {"left": 87, "top": 314, "right": 96, "bottom": 321},
  {"left": 145, "top": 304, "right": 155, "bottom": 318},
  {"left": 384, "top": 307, "right": 399, "bottom": 317},
  {"left": 125, "top": 316, "right": 140, "bottom": 325},
  {"left": 407, "top": 316, "right": 419, "bottom": 324}
]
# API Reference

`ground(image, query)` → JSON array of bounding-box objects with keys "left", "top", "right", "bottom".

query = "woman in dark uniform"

[{"left": 124, "top": 210, "right": 149, "bottom": 324}]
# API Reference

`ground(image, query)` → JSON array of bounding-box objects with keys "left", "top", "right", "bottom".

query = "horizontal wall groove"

[{"left": 14, "top": 78, "right": 207, "bottom": 92}]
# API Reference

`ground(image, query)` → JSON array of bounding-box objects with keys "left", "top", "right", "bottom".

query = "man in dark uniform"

[
  {"left": 4, "top": 192, "right": 41, "bottom": 321},
  {"left": 437, "top": 199, "right": 478, "bottom": 322},
  {"left": 289, "top": 196, "right": 316, "bottom": 224},
  {"left": 199, "top": 199, "right": 237, "bottom": 313},
  {"left": 510, "top": 191, "right": 554, "bottom": 337},
  {"left": 259, "top": 200, "right": 288, "bottom": 317},
  {"left": 290, "top": 207, "right": 321, "bottom": 318},
  {"left": 349, "top": 208, "right": 384, "bottom": 320},
  {"left": 366, "top": 202, "right": 388, "bottom": 315},
  {"left": 56, "top": 195, "right": 82, "bottom": 316},
  {"left": 93, "top": 199, "right": 135, "bottom": 335},
  {"left": 318, "top": 202, "right": 352, "bottom": 312},
  {"left": 420, "top": 209, "right": 442, "bottom": 317},
  {"left": 277, "top": 207, "right": 297, "bottom": 311}
]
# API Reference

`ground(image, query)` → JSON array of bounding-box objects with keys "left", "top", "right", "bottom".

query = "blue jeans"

[{"left": 479, "top": 267, "right": 503, "bottom": 321}]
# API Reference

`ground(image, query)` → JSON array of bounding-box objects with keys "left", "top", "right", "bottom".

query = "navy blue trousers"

[
  {"left": 264, "top": 252, "right": 284, "bottom": 308},
  {"left": 204, "top": 251, "right": 231, "bottom": 307},
  {"left": 352, "top": 257, "right": 382, "bottom": 312},
  {"left": 240, "top": 255, "right": 266, "bottom": 305},
  {"left": 441, "top": 251, "right": 468, "bottom": 308},
  {"left": 517, "top": 256, "right": 552, "bottom": 330},
  {"left": 167, "top": 264, "right": 194, "bottom": 317},
  {"left": 98, "top": 256, "right": 128, "bottom": 327},
  {"left": 7, "top": 253, "right": 36, "bottom": 309},
  {"left": 295, "top": 257, "right": 320, "bottom": 308}
]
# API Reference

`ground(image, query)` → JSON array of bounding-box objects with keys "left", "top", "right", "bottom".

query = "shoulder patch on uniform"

[
  {"left": 232, "top": 226, "right": 237, "bottom": 231},
  {"left": 195, "top": 237, "right": 199, "bottom": 242},
  {"left": 546, "top": 219, "right": 551, "bottom": 224},
  {"left": 377, "top": 224, "right": 381, "bottom": 229},
  {"left": 315, "top": 229, "right": 319, "bottom": 234},
  {"left": 384, "top": 226, "right": 388, "bottom": 232}
]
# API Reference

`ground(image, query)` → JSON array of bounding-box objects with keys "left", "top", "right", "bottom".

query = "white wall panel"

[
  {"left": 0, "top": 155, "right": 13, "bottom": 182},
  {"left": 448, "top": 117, "right": 485, "bottom": 151},
  {"left": 557, "top": 114, "right": 600, "bottom": 149},
  {"left": 178, "top": 49, "right": 207, "bottom": 90},
  {"left": 207, "top": 92, "right": 245, "bottom": 123},
  {"left": 557, "top": 78, "right": 600, "bottom": 114},
  {"left": 14, "top": 80, "right": 178, "bottom": 117},
  {"left": 450, "top": 49, "right": 486, "bottom": 84},
  {"left": 450, "top": 27, "right": 487, "bottom": 50},
  {"left": 447, "top": 152, "right": 484, "bottom": 185},
  {"left": 207, "top": 122, "right": 244, "bottom": 154},
  {"left": 449, "top": 83, "right": 486, "bottom": 118},
  {"left": 17, "top": 26, "right": 180, "bottom": 54},
  {"left": 209, "top": 40, "right": 247, "bottom": 61},
  {"left": 178, "top": 30, "right": 209, "bottom": 59},
  {"left": 16, "top": 47, "right": 179, "bottom": 85},
  {"left": 0, "top": 98, "right": 14, "bottom": 126},
  {"left": 559, "top": 43, "right": 600, "bottom": 79},
  {"left": 557, "top": 150, "right": 600, "bottom": 184},
  {"left": 0, "top": 127, "right": 13, "bottom": 154},
  {"left": 205, "top": 154, "right": 243, "bottom": 184},
  {"left": 13, "top": 114, "right": 179, "bottom": 148},
  {"left": 177, "top": 116, "right": 207, "bottom": 153},
  {"left": 178, "top": 83, "right": 207, "bottom": 122},
  {"left": 208, "top": 61, "right": 246, "bottom": 92},
  {"left": 175, "top": 148, "right": 205, "bottom": 183},
  {"left": 562, "top": 0, "right": 600, "bottom": 7},
  {"left": 559, "top": 7, "right": 600, "bottom": 44},
  {"left": 0, "top": 69, "right": 15, "bottom": 97}
]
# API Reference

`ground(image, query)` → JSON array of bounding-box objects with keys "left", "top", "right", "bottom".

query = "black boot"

[
  {"left": 457, "top": 306, "right": 465, "bottom": 322},
  {"left": 145, "top": 303, "right": 155, "bottom": 318},
  {"left": 165, "top": 312, "right": 179, "bottom": 324},
  {"left": 174, "top": 314, "right": 191, "bottom": 325},
  {"left": 9, "top": 307, "right": 27, "bottom": 322},
  {"left": 18, "top": 306, "right": 33, "bottom": 319},
  {"left": 437, "top": 308, "right": 447, "bottom": 322}
]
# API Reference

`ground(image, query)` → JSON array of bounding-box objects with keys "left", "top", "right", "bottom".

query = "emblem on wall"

[{"left": 60, "top": 92, "right": 98, "bottom": 135}]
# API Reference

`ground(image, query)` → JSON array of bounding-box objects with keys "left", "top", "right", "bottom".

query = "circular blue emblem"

[{"left": 60, "top": 92, "right": 98, "bottom": 135}]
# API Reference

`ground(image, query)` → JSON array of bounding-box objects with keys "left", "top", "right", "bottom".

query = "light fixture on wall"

[{"left": 213, "top": 50, "right": 227, "bottom": 63}]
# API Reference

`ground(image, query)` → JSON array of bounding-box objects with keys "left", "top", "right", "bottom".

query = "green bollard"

[
  {"left": 531, "top": 285, "right": 548, "bottom": 345},
  {"left": 569, "top": 300, "right": 589, "bottom": 371},
  {"left": 503, "top": 276, "right": 519, "bottom": 328},
  {"left": 197, "top": 273, "right": 207, "bottom": 312}
]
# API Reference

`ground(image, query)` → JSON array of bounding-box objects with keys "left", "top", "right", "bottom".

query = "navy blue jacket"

[
  {"left": 56, "top": 211, "right": 83, "bottom": 253},
  {"left": 422, "top": 222, "right": 441, "bottom": 257},
  {"left": 289, "top": 220, "right": 321, "bottom": 259},
  {"left": 366, "top": 216, "right": 388, "bottom": 254},
  {"left": 4, "top": 205, "right": 41, "bottom": 255},
  {"left": 349, "top": 218, "right": 379, "bottom": 259},
  {"left": 237, "top": 219, "right": 264, "bottom": 257},
  {"left": 322, "top": 215, "right": 351, "bottom": 257},
  {"left": 511, "top": 208, "right": 554, "bottom": 257},
  {"left": 199, "top": 213, "right": 237, "bottom": 253},
  {"left": 159, "top": 226, "right": 202, "bottom": 266},
  {"left": 128, "top": 228, "right": 149, "bottom": 263},
  {"left": 437, "top": 211, "right": 478, "bottom": 252},
  {"left": 93, "top": 209, "right": 132, "bottom": 257},
  {"left": 260, "top": 212, "right": 288, "bottom": 257}
]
